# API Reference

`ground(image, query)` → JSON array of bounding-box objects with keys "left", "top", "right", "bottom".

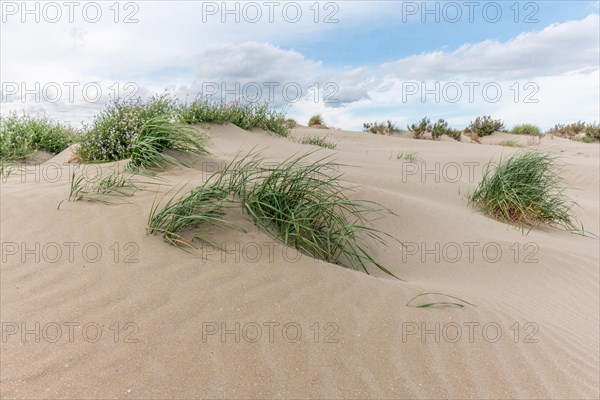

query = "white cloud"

[
  {"left": 1, "top": 3, "right": 598, "bottom": 130},
  {"left": 379, "top": 14, "right": 600, "bottom": 81}
]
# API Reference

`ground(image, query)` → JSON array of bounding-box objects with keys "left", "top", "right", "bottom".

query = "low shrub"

[
  {"left": 76, "top": 96, "right": 209, "bottom": 169},
  {"left": 0, "top": 113, "right": 75, "bottom": 161},
  {"left": 547, "top": 121, "right": 599, "bottom": 141},
  {"left": 466, "top": 116, "right": 505, "bottom": 137},
  {"left": 407, "top": 117, "right": 431, "bottom": 139},
  {"left": 363, "top": 120, "right": 401, "bottom": 134},
  {"left": 431, "top": 119, "right": 450, "bottom": 141},
  {"left": 445, "top": 128, "right": 462, "bottom": 141}
]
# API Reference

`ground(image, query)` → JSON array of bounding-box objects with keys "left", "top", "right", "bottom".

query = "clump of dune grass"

[
  {"left": 0, "top": 112, "right": 75, "bottom": 161},
  {"left": 468, "top": 150, "right": 582, "bottom": 233},
  {"left": 61, "top": 169, "right": 143, "bottom": 207},
  {"left": 396, "top": 151, "right": 420, "bottom": 162},
  {"left": 299, "top": 135, "right": 337, "bottom": 149},
  {"left": 178, "top": 99, "right": 290, "bottom": 137},
  {"left": 129, "top": 116, "right": 210, "bottom": 170},
  {"left": 148, "top": 152, "right": 399, "bottom": 278},
  {"left": 497, "top": 140, "right": 524, "bottom": 148},
  {"left": 308, "top": 114, "right": 325, "bottom": 127},
  {"left": 285, "top": 119, "right": 297, "bottom": 129},
  {"left": 148, "top": 183, "right": 231, "bottom": 247},
  {"left": 511, "top": 123, "right": 541, "bottom": 136}
]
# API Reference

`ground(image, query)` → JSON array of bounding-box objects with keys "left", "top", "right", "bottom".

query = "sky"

[{"left": 1, "top": 0, "right": 599, "bottom": 130}]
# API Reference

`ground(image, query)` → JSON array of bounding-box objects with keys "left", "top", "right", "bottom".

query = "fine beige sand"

[{"left": 1, "top": 124, "right": 599, "bottom": 398}]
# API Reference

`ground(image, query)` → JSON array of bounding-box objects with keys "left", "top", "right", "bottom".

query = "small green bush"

[
  {"left": 431, "top": 119, "right": 450, "bottom": 141},
  {"left": 469, "top": 150, "right": 581, "bottom": 232},
  {"left": 0, "top": 113, "right": 74, "bottom": 161},
  {"left": 407, "top": 117, "right": 431, "bottom": 139},
  {"left": 285, "top": 119, "right": 297, "bottom": 129},
  {"left": 445, "top": 128, "right": 462, "bottom": 141},
  {"left": 511, "top": 124, "right": 541, "bottom": 136},
  {"left": 466, "top": 116, "right": 505, "bottom": 137},
  {"left": 76, "top": 94, "right": 177, "bottom": 162}
]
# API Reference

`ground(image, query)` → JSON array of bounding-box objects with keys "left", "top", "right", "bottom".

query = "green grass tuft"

[
  {"left": 129, "top": 116, "right": 210, "bottom": 170},
  {"left": 62, "top": 169, "right": 144, "bottom": 207},
  {"left": 178, "top": 99, "right": 290, "bottom": 137},
  {"left": 497, "top": 140, "right": 524, "bottom": 148},
  {"left": 511, "top": 124, "right": 541, "bottom": 136},
  {"left": 148, "top": 151, "right": 399, "bottom": 278},
  {"left": 299, "top": 135, "right": 337, "bottom": 149},
  {"left": 395, "top": 151, "right": 420, "bottom": 162},
  {"left": 308, "top": 114, "right": 325, "bottom": 127},
  {"left": 468, "top": 150, "right": 582, "bottom": 233}
]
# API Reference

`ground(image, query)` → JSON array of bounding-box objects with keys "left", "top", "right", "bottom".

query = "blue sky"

[
  {"left": 1, "top": 1, "right": 599, "bottom": 130},
  {"left": 282, "top": 1, "right": 597, "bottom": 66}
]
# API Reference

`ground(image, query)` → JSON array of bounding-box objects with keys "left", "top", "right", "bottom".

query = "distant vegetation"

[
  {"left": 407, "top": 117, "right": 432, "bottom": 139},
  {"left": 511, "top": 124, "right": 541, "bottom": 136},
  {"left": 465, "top": 116, "right": 506, "bottom": 137},
  {"left": 431, "top": 119, "right": 451, "bottom": 141},
  {"left": 547, "top": 121, "right": 599, "bottom": 142},
  {"left": 362, "top": 120, "right": 402, "bottom": 134}
]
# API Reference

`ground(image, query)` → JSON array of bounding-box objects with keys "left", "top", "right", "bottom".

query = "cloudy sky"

[{"left": 1, "top": 0, "right": 599, "bottom": 130}]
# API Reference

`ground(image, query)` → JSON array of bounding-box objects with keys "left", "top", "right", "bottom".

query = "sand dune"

[{"left": 1, "top": 124, "right": 598, "bottom": 398}]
